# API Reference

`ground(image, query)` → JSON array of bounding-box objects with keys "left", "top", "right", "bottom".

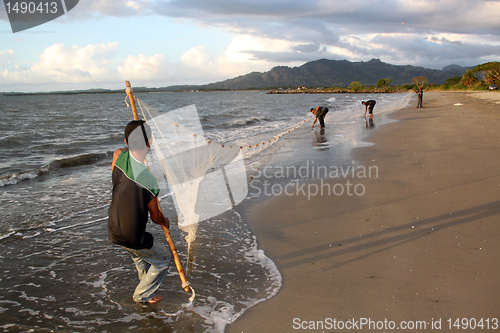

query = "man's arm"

[
  {"left": 148, "top": 196, "right": 170, "bottom": 229},
  {"left": 311, "top": 107, "right": 318, "bottom": 127}
]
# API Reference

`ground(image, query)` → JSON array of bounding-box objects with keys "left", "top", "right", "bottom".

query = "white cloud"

[
  {"left": 1, "top": 43, "right": 120, "bottom": 90},
  {"left": 125, "top": 1, "right": 144, "bottom": 11},
  {"left": 180, "top": 45, "right": 212, "bottom": 68},
  {"left": 229, "top": 35, "right": 290, "bottom": 59},
  {"left": 116, "top": 47, "right": 218, "bottom": 86},
  {"left": 73, "top": 0, "right": 151, "bottom": 17},
  {"left": 0, "top": 50, "right": 15, "bottom": 67},
  {"left": 34, "top": 42, "right": 119, "bottom": 77},
  {"left": 173, "top": 40, "right": 284, "bottom": 84},
  {"left": 117, "top": 54, "right": 170, "bottom": 81},
  {"left": 0, "top": 39, "right": 277, "bottom": 91}
]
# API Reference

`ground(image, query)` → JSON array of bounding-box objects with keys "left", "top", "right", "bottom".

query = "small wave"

[
  {"left": 0, "top": 130, "right": 39, "bottom": 148},
  {"left": 45, "top": 216, "right": 107, "bottom": 233},
  {"left": 326, "top": 97, "right": 336, "bottom": 103},
  {"left": 0, "top": 166, "right": 50, "bottom": 187},
  {"left": 227, "top": 117, "right": 268, "bottom": 128},
  {"left": 211, "top": 119, "right": 297, "bottom": 144},
  {"left": 49, "top": 151, "right": 112, "bottom": 169},
  {"left": 0, "top": 230, "right": 16, "bottom": 241},
  {"left": 0, "top": 151, "right": 113, "bottom": 187},
  {"left": 0, "top": 212, "right": 108, "bottom": 242},
  {"left": 201, "top": 115, "right": 266, "bottom": 131}
]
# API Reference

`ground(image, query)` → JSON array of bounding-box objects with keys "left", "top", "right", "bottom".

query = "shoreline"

[
  {"left": 4, "top": 88, "right": 498, "bottom": 98},
  {"left": 228, "top": 91, "right": 500, "bottom": 332}
]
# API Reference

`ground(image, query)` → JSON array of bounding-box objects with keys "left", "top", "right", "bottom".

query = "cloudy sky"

[{"left": 1, "top": 0, "right": 499, "bottom": 92}]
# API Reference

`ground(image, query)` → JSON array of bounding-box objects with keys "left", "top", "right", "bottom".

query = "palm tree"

[
  {"left": 461, "top": 70, "right": 478, "bottom": 87},
  {"left": 484, "top": 70, "right": 500, "bottom": 85}
]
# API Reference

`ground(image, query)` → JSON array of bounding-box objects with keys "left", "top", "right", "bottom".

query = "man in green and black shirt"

[{"left": 108, "top": 120, "right": 171, "bottom": 304}]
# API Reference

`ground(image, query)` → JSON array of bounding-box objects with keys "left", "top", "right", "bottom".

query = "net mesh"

[{"left": 132, "top": 92, "right": 412, "bottom": 248}]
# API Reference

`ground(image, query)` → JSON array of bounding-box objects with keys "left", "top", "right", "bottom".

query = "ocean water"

[{"left": 0, "top": 90, "right": 409, "bottom": 332}]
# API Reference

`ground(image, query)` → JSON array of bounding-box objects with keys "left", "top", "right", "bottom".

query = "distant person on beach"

[
  {"left": 416, "top": 86, "right": 423, "bottom": 108},
  {"left": 108, "top": 120, "right": 171, "bottom": 304},
  {"left": 311, "top": 106, "right": 329, "bottom": 127},
  {"left": 362, "top": 100, "right": 376, "bottom": 118}
]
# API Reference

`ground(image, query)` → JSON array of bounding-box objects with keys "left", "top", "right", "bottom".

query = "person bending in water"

[
  {"left": 362, "top": 100, "right": 376, "bottom": 118},
  {"left": 311, "top": 106, "right": 329, "bottom": 128},
  {"left": 108, "top": 120, "right": 171, "bottom": 304}
]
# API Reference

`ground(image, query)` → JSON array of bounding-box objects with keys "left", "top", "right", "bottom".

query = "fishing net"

[
  {"left": 128, "top": 91, "right": 412, "bottom": 248},
  {"left": 132, "top": 99, "right": 312, "bottom": 249}
]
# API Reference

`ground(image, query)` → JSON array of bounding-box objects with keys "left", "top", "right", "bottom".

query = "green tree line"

[{"left": 344, "top": 61, "right": 500, "bottom": 92}]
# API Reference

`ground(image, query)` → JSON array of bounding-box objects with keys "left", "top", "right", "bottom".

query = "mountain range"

[{"left": 163, "top": 58, "right": 471, "bottom": 91}]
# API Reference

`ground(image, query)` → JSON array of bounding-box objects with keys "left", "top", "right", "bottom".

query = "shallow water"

[{"left": 0, "top": 91, "right": 408, "bottom": 332}]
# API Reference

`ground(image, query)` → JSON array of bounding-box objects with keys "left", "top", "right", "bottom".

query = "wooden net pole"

[
  {"left": 162, "top": 225, "right": 191, "bottom": 292},
  {"left": 124, "top": 81, "right": 193, "bottom": 295},
  {"left": 125, "top": 80, "right": 139, "bottom": 121}
]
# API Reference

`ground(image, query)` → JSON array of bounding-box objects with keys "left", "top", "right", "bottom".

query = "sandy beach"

[{"left": 228, "top": 91, "right": 500, "bottom": 332}]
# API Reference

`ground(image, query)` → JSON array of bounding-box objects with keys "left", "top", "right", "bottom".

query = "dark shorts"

[{"left": 368, "top": 102, "right": 376, "bottom": 114}]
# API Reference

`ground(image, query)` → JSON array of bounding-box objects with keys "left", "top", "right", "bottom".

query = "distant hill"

[
  {"left": 472, "top": 61, "right": 500, "bottom": 72},
  {"left": 189, "top": 59, "right": 470, "bottom": 90},
  {"left": 442, "top": 64, "right": 469, "bottom": 72}
]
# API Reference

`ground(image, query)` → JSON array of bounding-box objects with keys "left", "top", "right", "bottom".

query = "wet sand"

[{"left": 228, "top": 91, "right": 500, "bottom": 332}]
